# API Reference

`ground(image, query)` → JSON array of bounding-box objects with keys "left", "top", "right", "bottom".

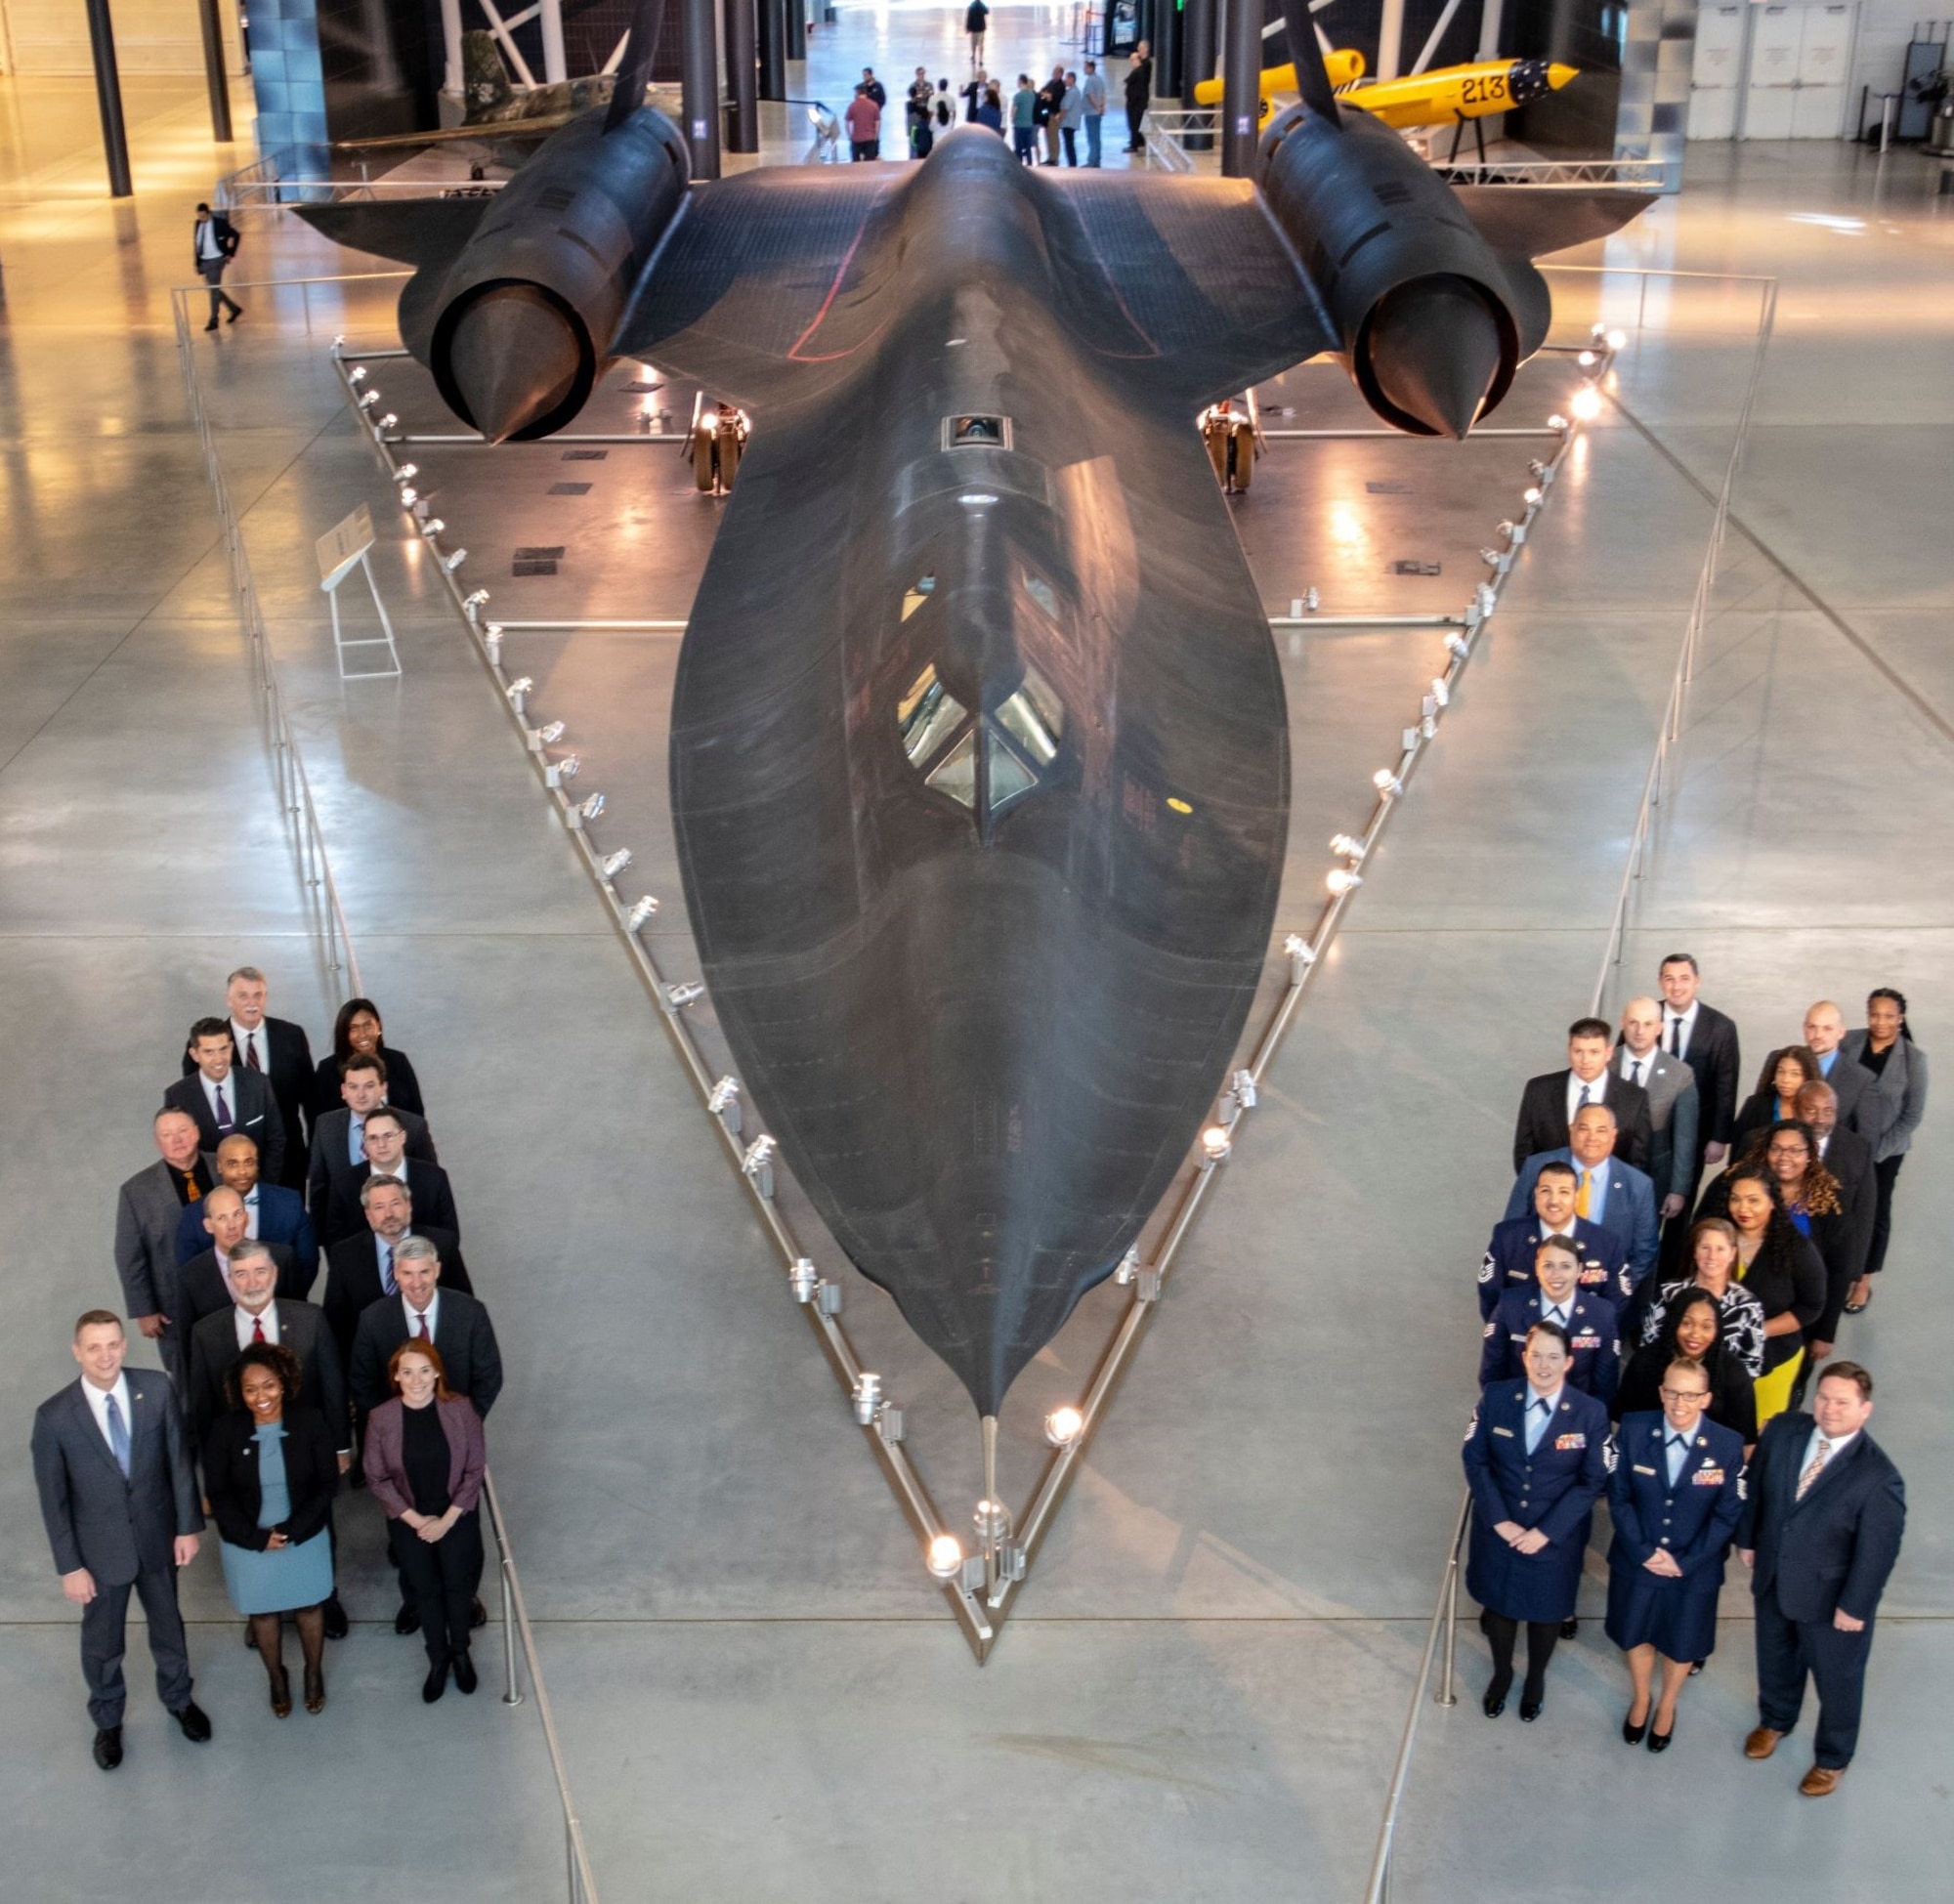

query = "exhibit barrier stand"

[
  {"left": 1360, "top": 265, "right": 1778, "bottom": 1904},
  {"left": 176, "top": 282, "right": 603, "bottom": 1904}
]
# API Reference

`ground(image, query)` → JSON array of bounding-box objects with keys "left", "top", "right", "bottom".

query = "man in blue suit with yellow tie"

[{"left": 1507, "top": 1103, "right": 1660, "bottom": 1310}]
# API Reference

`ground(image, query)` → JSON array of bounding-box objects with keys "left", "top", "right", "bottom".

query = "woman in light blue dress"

[{"left": 201, "top": 1343, "right": 340, "bottom": 1716}]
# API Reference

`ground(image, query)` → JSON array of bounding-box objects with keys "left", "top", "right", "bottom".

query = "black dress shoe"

[
  {"left": 1623, "top": 1709, "right": 1649, "bottom": 1746},
  {"left": 395, "top": 1602, "right": 421, "bottom": 1635},
  {"left": 1689, "top": 1660, "right": 1704, "bottom": 1676},
  {"left": 203, "top": 319, "right": 219, "bottom": 332},
  {"left": 322, "top": 1595, "right": 349, "bottom": 1640},
  {"left": 470, "top": 1596, "right": 488, "bottom": 1630},
  {"left": 1519, "top": 1692, "right": 1545, "bottom": 1722},
  {"left": 93, "top": 1726, "right": 124, "bottom": 1770},
  {"left": 1560, "top": 1618, "right": 1580, "bottom": 1640},
  {"left": 171, "top": 1701, "right": 213, "bottom": 1743},
  {"left": 1647, "top": 1722, "right": 1675, "bottom": 1754},
  {"left": 451, "top": 1650, "right": 478, "bottom": 1696},
  {"left": 1482, "top": 1672, "right": 1510, "bottom": 1718},
  {"left": 422, "top": 1660, "right": 448, "bottom": 1704}
]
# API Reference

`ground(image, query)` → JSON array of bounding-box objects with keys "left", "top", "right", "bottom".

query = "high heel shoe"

[
  {"left": 304, "top": 1666, "right": 326, "bottom": 1714},
  {"left": 269, "top": 1665, "right": 292, "bottom": 1719},
  {"left": 422, "top": 1659, "right": 448, "bottom": 1705},
  {"left": 1623, "top": 1708, "right": 1649, "bottom": 1746},
  {"left": 1647, "top": 1720, "right": 1676, "bottom": 1754}
]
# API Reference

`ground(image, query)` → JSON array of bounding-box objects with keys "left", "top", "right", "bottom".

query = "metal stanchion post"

[
  {"left": 500, "top": 1540, "right": 524, "bottom": 1705},
  {"left": 1437, "top": 1535, "right": 1461, "bottom": 1706}
]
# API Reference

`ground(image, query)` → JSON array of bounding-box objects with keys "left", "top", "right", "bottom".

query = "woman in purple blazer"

[{"left": 362, "top": 1340, "right": 486, "bottom": 1703}]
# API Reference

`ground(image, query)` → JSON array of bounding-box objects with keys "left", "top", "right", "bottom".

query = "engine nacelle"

[
  {"left": 413, "top": 108, "right": 690, "bottom": 442},
  {"left": 1257, "top": 103, "right": 1542, "bottom": 439}
]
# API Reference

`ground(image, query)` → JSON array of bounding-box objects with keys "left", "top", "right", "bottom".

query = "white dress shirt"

[
  {"left": 198, "top": 1068, "right": 237, "bottom": 1127},
  {"left": 1664, "top": 1000, "right": 1701, "bottom": 1059},
  {"left": 1566, "top": 1070, "right": 1607, "bottom": 1129},
  {"left": 1800, "top": 1424, "right": 1857, "bottom": 1481},
  {"left": 233, "top": 1302, "right": 279, "bottom": 1350},
  {"left": 231, "top": 1017, "right": 267, "bottom": 1073},
  {"left": 81, "top": 1373, "right": 135, "bottom": 1456},
  {"left": 195, "top": 216, "right": 223, "bottom": 263},
  {"left": 402, "top": 1290, "right": 441, "bottom": 1341},
  {"left": 1620, "top": 1047, "right": 1655, "bottom": 1087}
]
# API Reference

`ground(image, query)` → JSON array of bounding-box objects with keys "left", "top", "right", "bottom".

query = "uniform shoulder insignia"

[
  {"left": 1464, "top": 1407, "right": 1479, "bottom": 1444},
  {"left": 1481, "top": 1321, "right": 1495, "bottom": 1337},
  {"left": 1602, "top": 1433, "right": 1619, "bottom": 1474},
  {"left": 1737, "top": 1471, "right": 1748, "bottom": 1501},
  {"left": 1477, "top": 1253, "right": 1495, "bottom": 1284}
]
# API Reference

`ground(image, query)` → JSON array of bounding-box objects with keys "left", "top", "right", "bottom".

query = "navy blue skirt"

[{"left": 1603, "top": 1556, "right": 1723, "bottom": 1662}]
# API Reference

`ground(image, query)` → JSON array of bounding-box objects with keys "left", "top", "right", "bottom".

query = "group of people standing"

[
  {"left": 1466, "top": 956, "right": 1919, "bottom": 1795},
  {"left": 32, "top": 968, "right": 501, "bottom": 1770},
  {"left": 844, "top": 31, "right": 1155, "bottom": 165}
]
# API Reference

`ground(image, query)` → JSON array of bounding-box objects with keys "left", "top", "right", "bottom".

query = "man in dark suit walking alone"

[
  {"left": 1737, "top": 1360, "right": 1904, "bottom": 1796},
  {"left": 30, "top": 1312, "right": 212, "bottom": 1769}
]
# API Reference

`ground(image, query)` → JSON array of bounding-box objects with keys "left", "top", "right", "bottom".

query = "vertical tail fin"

[
  {"left": 605, "top": 0, "right": 668, "bottom": 133},
  {"left": 1278, "top": 0, "right": 1342, "bottom": 125}
]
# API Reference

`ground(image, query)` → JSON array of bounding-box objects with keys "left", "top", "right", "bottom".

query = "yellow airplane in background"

[{"left": 1194, "top": 52, "right": 1578, "bottom": 133}]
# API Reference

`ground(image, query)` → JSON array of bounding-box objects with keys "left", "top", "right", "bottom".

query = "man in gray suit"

[
  {"left": 112, "top": 1107, "right": 217, "bottom": 1387},
  {"left": 30, "top": 1311, "right": 211, "bottom": 1769},
  {"left": 1756, "top": 1001, "right": 1869, "bottom": 1130},
  {"left": 1618, "top": 996, "right": 1702, "bottom": 1221}
]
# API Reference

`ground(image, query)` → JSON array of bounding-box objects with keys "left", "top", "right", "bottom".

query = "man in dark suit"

[
  {"left": 163, "top": 1017, "right": 284, "bottom": 1181},
  {"left": 1658, "top": 952, "right": 1741, "bottom": 1270},
  {"left": 321, "top": 1176, "right": 470, "bottom": 1370},
  {"left": 177, "top": 1187, "right": 305, "bottom": 1333},
  {"left": 30, "top": 1311, "right": 211, "bottom": 1768},
  {"left": 1616, "top": 996, "right": 1700, "bottom": 1221},
  {"left": 1758, "top": 1001, "right": 1869, "bottom": 1132},
  {"left": 112, "top": 1108, "right": 216, "bottom": 1387},
  {"left": 1512, "top": 1016, "right": 1652, "bottom": 1175},
  {"left": 179, "top": 967, "right": 314, "bottom": 1192},
  {"left": 1737, "top": 1361, "right": 1905, "bottom": 1796},
  {"left": 175, "top": 1132, "right": 318, "bottom": 1287},
  {"left": 319, "top": 1108, "right": 459, "bottom": 1248},
  {"left": 308, "top": 1053, "right": 437, "bottom": 1213},
  {"left": 1793, "top": 1080, "right": 1876, "bottom": 1365}
]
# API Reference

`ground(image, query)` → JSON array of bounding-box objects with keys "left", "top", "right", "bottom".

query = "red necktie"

[
  {"left": 244, "top": 1031, "right": 262, "bottom": 1072},
  {"left": 252, "top": 1314, "right": 266, "bottom": 1343},
  {"left": 414, "top": 1310, "right": 429, "bottom": 1340}
]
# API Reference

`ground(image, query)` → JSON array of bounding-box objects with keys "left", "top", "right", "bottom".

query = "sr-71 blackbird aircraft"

[{"left": 302, "top": 0, "right": 1647, "bottom": 1430}]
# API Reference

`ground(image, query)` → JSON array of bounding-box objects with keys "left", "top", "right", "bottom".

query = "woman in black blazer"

[
  {"left": 1616, "top": 1289, "right": 1758, "bottom": 1448},
  {"left": 311, "top": 997, "right": 425, "bottom": 1120},
  {"left": 1722, "top": 1164, "right": 1825, "bottom": 1429},
  {"left": 1729, "top": 1045, "right": 1820, "bottom": 1157},
  {"left": 202, "top": 1343, "right": 341, "bottom": 1717}
]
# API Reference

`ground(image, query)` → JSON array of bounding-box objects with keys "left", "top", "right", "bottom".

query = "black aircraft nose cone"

[
  {"left": 1367, "top": 275, "right": 1505, "bottom": 440},
  {"left": 447, "top": 285, "right": 583, "bottom": 443}
]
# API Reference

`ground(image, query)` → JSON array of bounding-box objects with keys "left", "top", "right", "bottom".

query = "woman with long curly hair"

[{"left": 1720, "top": 1164, "right": 1825, "bottom": 1427}]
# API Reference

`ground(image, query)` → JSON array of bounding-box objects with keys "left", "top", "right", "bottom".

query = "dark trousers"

[
  {"left": 82, "top": 1562, "right": 192, "bottom": 1728},
  {"left": 1126, "top": 100, "right": 1145, "bottom": 149},
  {"left": 199, "top": 258, "right": 240, "bottom": 322},
  {"left": 1865, "top": 1153, "right": 1904, "bottom": 1278},
  {"left": 1483, "top": 1612, "right": 1559, "bottom": 1696},
  {"left": 395, "top": 1510, "right": 484, "bottom": 1667},
  {"left": 1061, "top": 125, "right": 1078, "bottom": 164},
  {"left": 1756, "top": 1587, "right": 1873, "bottom": 1768},
  {"left": 849, "top": 139, "right": 878, "bottom": 161}
]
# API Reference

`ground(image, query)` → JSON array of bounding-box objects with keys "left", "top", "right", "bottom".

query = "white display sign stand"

[{"left": 315, "top": 503, "right": 402, "bottom": 679}]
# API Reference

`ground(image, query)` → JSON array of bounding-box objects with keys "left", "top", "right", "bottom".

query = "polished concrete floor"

[{"left": 3, "top": 18, "right": 1952, "bottom": 1901}]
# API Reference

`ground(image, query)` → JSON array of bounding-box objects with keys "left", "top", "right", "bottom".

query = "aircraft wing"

[{"left": 615, "top": 161, "right": 1335, "bottom": 410}]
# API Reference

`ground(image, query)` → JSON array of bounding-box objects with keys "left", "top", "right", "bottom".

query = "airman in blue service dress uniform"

[
  {"left": 1480, "top": 1238, "right": 1621, "bottom": 1410},
  {"left": 1463, "top": 1320, "right": 1613, "bottom": 1720},
  {"left": 1478, "top": 1161, "right": 1633, "bottom": 1320},
  {"left": 1605, "top": 1363, "right": 1746, "bottom": 1752}
]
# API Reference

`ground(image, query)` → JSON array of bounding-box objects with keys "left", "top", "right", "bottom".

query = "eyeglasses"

[{"left": 1658, "top": 1386, "right": 1711, "bottom": 1404}]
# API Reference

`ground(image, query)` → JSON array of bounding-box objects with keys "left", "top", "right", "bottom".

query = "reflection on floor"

[{"left": 2, "top": 21, "right": 1952, "bottom": 1898}]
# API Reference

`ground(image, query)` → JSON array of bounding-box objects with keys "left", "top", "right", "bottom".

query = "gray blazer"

[
  {"left": 31, "top": 1373, "right": 202, "bottom": 1585},
  {"left": 113, "top": 1160, "right": 196, "bottom": 1321},
  {"left": 1839, "top": 1031, "right": 1929, "bottom": 1162},
  {"left": 1622, "top": 1048, "right": 1699, "bottom": 1204}
]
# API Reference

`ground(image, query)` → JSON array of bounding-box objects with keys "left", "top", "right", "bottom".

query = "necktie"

[
  {"left": 1669, "top": 1016, "right": 1683, "bottom": 1057},
  {"left": 379, "top": 1241, "right": 396, "bottom": 1295},
  {"left": 244, "top": 1031, "right": 261, "bottom": 1072},
  {"left": 1798, "top": 1437, "right": 1834, "bottom": 1500},
  {"left": 413, "top": 1308, "right": 430, "bottom": 1340},
  {"left": 105, "top": 1394, "right": 132, "bottom": 1478},
  {"left": 351, "top": 1117, "right": 365, "bottom": 1164},
  {"left": 1576, "top": 1169, "right": 1593, "bottom": 1219},
  {"left": 185, "top": 1170, "right": 201, "bottom": 1204},
  {"left": 214, "top": 1085, "right": 233, "bottom": 1132},
  {"left": 1631, "top": 1059, "right": 1645, "bottom": 1086},
  {"left": 251, "top": 1312, "right": 266, "bottom": 1343},
  {"left": 1526, "top": 1396, "right": 1550, "bottom": 1454},
  {"left": 1546, "top": 1304, "right": 1566, "bottom": 1330}
]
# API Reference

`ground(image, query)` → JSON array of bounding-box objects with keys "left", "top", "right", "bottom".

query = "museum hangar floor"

[{"left": 1, "top": 14, "right": 1951, "bottom": 1900}]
